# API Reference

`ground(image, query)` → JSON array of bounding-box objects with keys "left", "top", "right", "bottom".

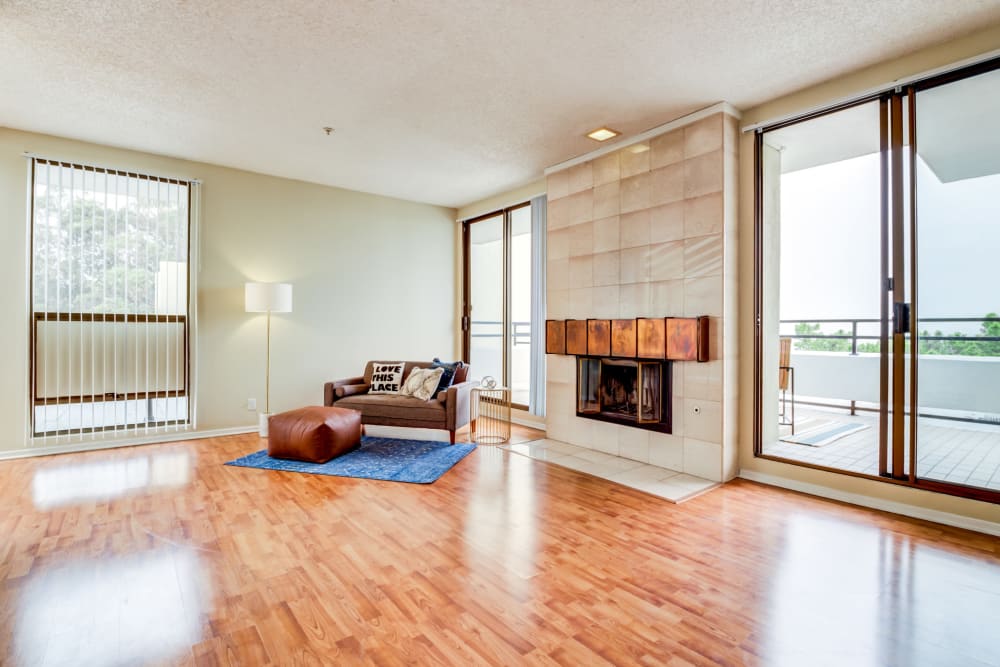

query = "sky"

[{"left": 778, "top": 153, "right": 1000, "bottom": 335}]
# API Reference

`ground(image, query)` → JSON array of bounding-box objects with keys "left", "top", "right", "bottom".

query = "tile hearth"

[{"left": 500, "top": 438, "right": 718, "bottom": 502}]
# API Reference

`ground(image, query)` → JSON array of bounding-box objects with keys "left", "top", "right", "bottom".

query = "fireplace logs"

[{"left": 577, "top": 357, "right": 671, "bottom": 432}]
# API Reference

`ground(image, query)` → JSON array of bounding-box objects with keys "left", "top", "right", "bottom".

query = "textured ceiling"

[{"left": 2, "top": 1, "right": 1000, "bottom": 208}]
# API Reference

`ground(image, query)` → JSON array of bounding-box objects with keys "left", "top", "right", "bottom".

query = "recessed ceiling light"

[
  {"left": 627, "top": 143, "right": 650, "bottom": 154},
  {"left": 586, "top": 127, "right": 620, "bottom": 142}
]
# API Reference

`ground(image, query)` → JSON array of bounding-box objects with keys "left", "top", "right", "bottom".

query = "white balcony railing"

[{"left": 790, "top": 351, "right": 1000, "bottom": 417}]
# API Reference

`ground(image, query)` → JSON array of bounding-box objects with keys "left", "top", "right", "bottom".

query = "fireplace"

[{"left": 576, "top": 358, "right": 671, "bottom": 432}]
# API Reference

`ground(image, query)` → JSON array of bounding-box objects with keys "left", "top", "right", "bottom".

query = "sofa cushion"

[
  {"left": 335, "top": 393, "right": 446, "bottom": 422},
  {"left": 430, "top": 358, "right": 464, "bottom": 395},
  {"left": 399, "top": 367, "right": 444, "bottom": 401},
  {"left": 364, "top": 361, "right": 468, "bottom": 385},
  {"left": 365, "top": 361, "right": 423, "bottom": 385},
  {"left": 370, "top": 362, "right": 405, "bottom": 394}
]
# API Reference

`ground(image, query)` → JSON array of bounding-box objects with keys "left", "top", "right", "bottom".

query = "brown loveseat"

[{"left": 324, "top": 361, "right": 474, "bottom": 444}]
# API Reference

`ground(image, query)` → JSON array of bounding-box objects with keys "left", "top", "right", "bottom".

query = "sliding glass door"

[
  {"left": 755, "top": 57, "right": 1000, "bottom": 503},
  {"left": 508, "top": 205, "right": 532, "bottom": 406},
  {"left": 912, "top": 66, "right": 1000, "bottom": 496},
  {"left": 463, "top": 202, "right": 532, "bottom": 408},
  {"left": 466, "top": 212, "right": 504, "bottom": 386},
  {"left": 758, "top": 100, "right": 895, "bottom": 477}
]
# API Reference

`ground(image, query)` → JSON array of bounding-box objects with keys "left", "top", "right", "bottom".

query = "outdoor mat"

[{"left": 779, "top": 421, "right": 871, "bottom": 447}]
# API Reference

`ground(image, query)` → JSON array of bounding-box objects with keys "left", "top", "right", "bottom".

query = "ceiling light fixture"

[
  {"left": 322, "top": 127, "right": 334, "bottom": 136},
  {"left": 586, "top": 127, "right": 620, "bottom": 142},
  {"left": 627, "top": 143, "right": 650, "bottom": 154}
]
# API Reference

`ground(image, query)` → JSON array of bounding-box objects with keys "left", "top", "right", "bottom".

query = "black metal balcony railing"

[
  {"left": 470, "top": 320, "right": 531, "bottom": 346},
  {"left": 779, "top": 316, "right": 1000, "bottom": 426},
  {"left": 780, "top": 317, "right": 1000, "bottom": 355}
]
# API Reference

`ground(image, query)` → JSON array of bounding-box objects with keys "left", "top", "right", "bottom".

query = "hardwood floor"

[{"left": 1, "top": 428, "right": 999, "bottom": 666}]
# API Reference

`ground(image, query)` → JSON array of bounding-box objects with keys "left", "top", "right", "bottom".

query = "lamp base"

[{"left": 258, "top": 412, "right": 271, "bottom": 437}]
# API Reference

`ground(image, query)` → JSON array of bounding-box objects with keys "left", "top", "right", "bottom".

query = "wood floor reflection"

[{"left": 1, "top": 429, "right": 999, "bottom": 666}]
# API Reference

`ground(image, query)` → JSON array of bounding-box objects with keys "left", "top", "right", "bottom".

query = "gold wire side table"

[{"left": 470, "top": 385, "right": 511, "bottom": 444}]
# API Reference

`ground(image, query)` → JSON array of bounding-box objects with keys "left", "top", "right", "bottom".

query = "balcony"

[
  {"left": 763, "top": 318, "right": 1000, "bottom": 490},
  {"left": 469, "top": 320, "right": 531, "bottom": 406}
]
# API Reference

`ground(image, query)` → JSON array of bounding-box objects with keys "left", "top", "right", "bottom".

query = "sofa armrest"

[
  {"left": 336, "top": 383, "right": 370, "bottom": 399},
  {"left": 444, "top": 380, "right": 476, "bottom": 431},
  {"left": 324, "top": 375, "right": 366, "bottom": 406}
]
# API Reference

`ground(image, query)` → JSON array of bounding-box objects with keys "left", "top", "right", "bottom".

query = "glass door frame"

[
  {"left": 752, "top": 93, "right": 894, "bottom": 480},
  {"left": 904, "top": 58, "right": 1000, "bottom": 503},
  {"left": 462, "top": 201, "right": 531, "bottom": 410},
  {"left": 753, "top": 56, "right": 1000, "bottom": 505}
]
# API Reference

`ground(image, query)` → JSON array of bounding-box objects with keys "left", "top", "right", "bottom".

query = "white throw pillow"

[
  {"left": 398, "top": 367, "right": 445, "bottom": 401},
  {"left": 369, "top": 362, "right": 405, "bottom": 394}
]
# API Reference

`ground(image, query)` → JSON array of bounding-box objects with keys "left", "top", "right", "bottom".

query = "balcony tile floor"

[
  {"left": 499, "top": 438, "right": 718, "bottom": 502},
  {"left": 765, "top": 407, "right": 1000, "bottom": 490}
]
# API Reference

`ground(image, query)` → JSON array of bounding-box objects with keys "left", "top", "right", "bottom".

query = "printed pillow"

[
  {"left": 369, "top": 362, "right": 405, "bottom": 394},
  {"left": 431, "top": 358, "right": 465, "bottom": 395},
  {"left": 398, "top": 367, "right": 445, "bottom": 401}
]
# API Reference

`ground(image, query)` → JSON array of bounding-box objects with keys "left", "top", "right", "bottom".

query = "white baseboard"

[
  {"left": 739, "top": 469, "right": 1000, "bottom": 537},
  {"left": 0, "top": 425, "right": 259, "bottom": 461},
  {"left": 510, "top": 414, "right": 546, "bottom": 430}
]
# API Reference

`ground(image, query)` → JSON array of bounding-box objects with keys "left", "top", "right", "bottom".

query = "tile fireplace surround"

[{"left": 544, "top": 105, "right": 739, "bottom": 483}]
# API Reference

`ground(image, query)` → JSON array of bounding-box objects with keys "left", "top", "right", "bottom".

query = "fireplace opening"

[{"left": 576, "top": 357, "right": 671, "bottom": 432}]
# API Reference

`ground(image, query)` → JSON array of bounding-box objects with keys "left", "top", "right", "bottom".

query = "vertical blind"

[{"left": 30, "top": 158, "right": 192, "bottom": 438}]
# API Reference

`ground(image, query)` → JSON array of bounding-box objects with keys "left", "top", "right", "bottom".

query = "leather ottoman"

[{"left": 267, "top": 406, "right": 362, "bottom": 463}]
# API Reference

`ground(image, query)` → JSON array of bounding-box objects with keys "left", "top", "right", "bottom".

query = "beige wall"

[
  {"left": 737, "top": 26, "right": 1000, "bottom": 524},
  {"left": 0, "top": 128, "right": 457, "bottom": 452}
]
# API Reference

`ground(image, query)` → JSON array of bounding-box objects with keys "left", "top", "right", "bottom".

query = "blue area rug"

[{"left": 225, "top": 436, "right": 476, "bottom": 484}]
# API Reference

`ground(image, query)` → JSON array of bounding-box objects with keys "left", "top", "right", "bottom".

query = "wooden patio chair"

[{"left": 778, "top": 337, "right": 795, "bottom": 434}]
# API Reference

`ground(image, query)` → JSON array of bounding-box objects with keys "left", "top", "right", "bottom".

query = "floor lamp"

[{"left": 245, "top": 282, "right": 293, "bottom": 436}]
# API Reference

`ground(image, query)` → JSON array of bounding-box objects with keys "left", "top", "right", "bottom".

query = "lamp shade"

[{"left": 245, "top": 282, "right": 293, "bottom": 313}]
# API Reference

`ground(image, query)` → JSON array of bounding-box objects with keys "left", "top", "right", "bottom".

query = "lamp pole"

[
  {"left": 265, "top": 308, "right": 271, "bottom": 414},
  {"left": 245, "top": 281, "right": 292, "bottom": 436}
]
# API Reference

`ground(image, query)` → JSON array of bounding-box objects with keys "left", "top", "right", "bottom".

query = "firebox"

[{"left": 576, "top": 358, "right": 671, "bottom": 432}]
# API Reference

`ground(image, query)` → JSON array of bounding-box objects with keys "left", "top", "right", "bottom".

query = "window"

[
  {"left": 463, "top": 202, "right": 535, "bottom": 408},
  {"left": 30, "top": 159, "right": 192, "bottom": 437}
]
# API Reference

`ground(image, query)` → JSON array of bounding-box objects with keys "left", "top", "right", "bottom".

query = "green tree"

[
  {"left": 917, "top": 314, "right": 1000, "bottom": 356},
  {"left": 793, "top": 322, "right": 851, "bottom": 352},
  {"left": 792, "top": 315, "right": 1000, "bottom": 357},
  {"left": 32, "top": 188, "right": 187, "bottom": 314}
]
